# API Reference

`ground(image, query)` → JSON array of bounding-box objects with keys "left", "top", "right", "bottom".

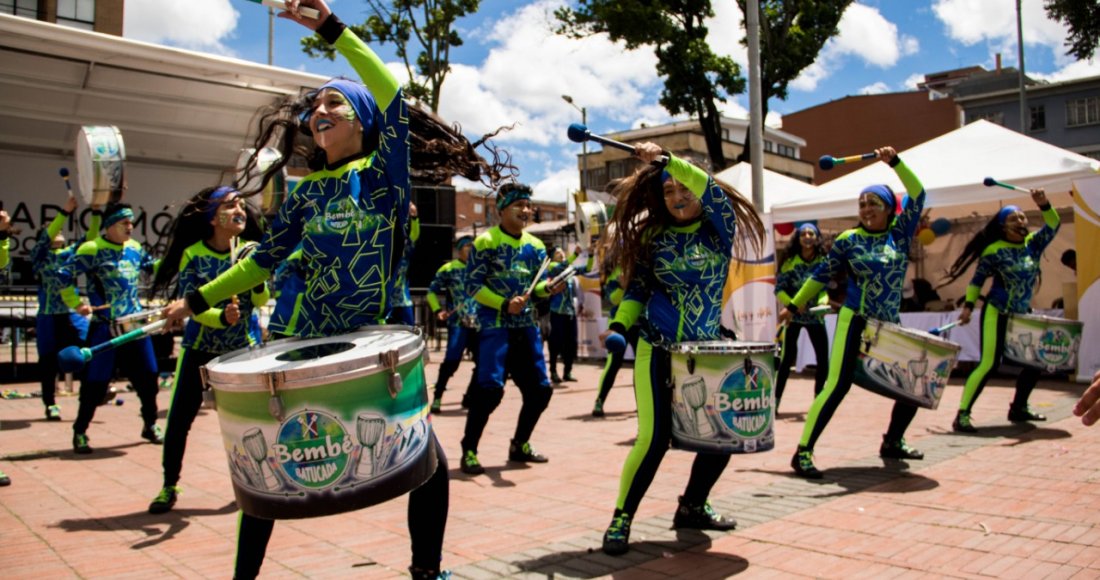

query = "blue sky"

[{"left": 124, "top": 0, "right": 1098, "bottom": 202}]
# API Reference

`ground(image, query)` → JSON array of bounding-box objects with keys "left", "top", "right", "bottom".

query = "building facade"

[{"left": 2, "top": 0, "right": 123, "bottom": 35}]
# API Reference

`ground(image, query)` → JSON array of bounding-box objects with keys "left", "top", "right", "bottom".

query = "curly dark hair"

[{"left": 939, "top": 215, "right": 1006, "bottom": 288}]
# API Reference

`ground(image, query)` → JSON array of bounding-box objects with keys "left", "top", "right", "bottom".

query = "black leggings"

[
  {"left": 595, "top": 326, "right": 640, "bottom": 405},
  {"left": 161, "top": 348, "right": 218, "bottom": 488},
  {"left": 774, "top": 322, "right": 829, "bottom": 408},
  {"left": 234, "top": 434, "right": 450, "bottom": 579},
  {"left": 548, "top": 312, "right": 578, "bottom": 376}
]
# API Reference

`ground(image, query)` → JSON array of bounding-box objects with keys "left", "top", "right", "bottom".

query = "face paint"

[{"left": 859, "top": 194, "right": 886, "bottom": 211}]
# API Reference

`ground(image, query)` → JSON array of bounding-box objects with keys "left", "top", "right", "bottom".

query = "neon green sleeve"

[
  {"left": 895, "top": 160, "right": 923, "bottom": 198},
  {"left": 194, "top": 308, "right": 226, "bottom": 329},
  {"left": 791, "top": 279, "right": 827, "bottom": 309},
  {"left": 533, "top": 280, "right": 550, "bottom": 298},
  {"left": 46, "top": 213, "right": 68, "bottom": 239},
  {"left": 666, "top": 154, "right": 709, "bottom": 197},
  {"left": 609, "top": 287, "right": 624, "bottom": 306},
  {"left": 410, "top": 217, "right": 420, "bottom": 243},
  {"left": 61, "top": 286, "right": 81, "bottom": 309},
  {"left": 334, "top": 28, "right": 399, "bottom": 112},
  {"left": 965, "top": 284, "right": 981, "bottom": 304},
  {"left": 1041, "top": 205, "right": 1060, "bottom": 229},
  {"left": 251, "top": 282, "right": 271, "bottom": 307},
  {"left": 0, "top": 237, "right": 8, "bottom": 269},
  {"left": 426, "top": 292, "right": 442, "bottom": 312},
  {"left": 475, "top": 286, "right": 506, "bottom": 311},
  {"left": 86, "top": 212, "right": 100, "bottom": 241},
  {"left": 198, "top": 257, "right": 272, "bottom": 307},
  {"left": 612, "top": 299, "right": 644, "bottom": 330},
  {"left": 776, "top": 290, "right": 792, "bottom": 306}
]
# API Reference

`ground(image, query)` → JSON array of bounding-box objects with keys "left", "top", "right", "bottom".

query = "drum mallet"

[
  {"left": 58, "top": 319, "right": 168, "bottom": 373},
  {"left": 567, "top": 123, "right": 668, "bottom": 163},
  {"left": 524, "top": 257, "right": 552, "bottom": 298},
  {"left": 244, "top": 0, "right": 320, "bottom": 18},
  {"left": 818, "top": 152, "right": 879, "bottom": 171},
  {"left": 982, "top": 177, "right": 1031, "bottom": 194},
  {"left": 929, "top": 321, "right": 959, "bottom": 336},
  {"left": 808, "top": 305, "right": 833, "bottom": 315},
  {"left": 59, "top": 168, "right": 75, "bottom": 197}
]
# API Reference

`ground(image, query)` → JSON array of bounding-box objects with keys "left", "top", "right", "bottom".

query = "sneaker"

[
  {"left": 141, "top": 425, "right": 165, "bottom": 445},
  {"left": 952, "top": 411, "right": 978, "bottom": 433},
  {"left": 73, "top": 433, "right": 92, "bottom": 454},
  {"left": 460, "top": 450, "right": 485, "bottom": 475},
  {"left": 408, "top": 566, "right": 452, "bottom": 580},
  {"left": 0, "top": 470, "right": 10, "bottom": 486},
  {"left": 46, "top": 405, "right": 62, "bottom": 421},
  {"left": 592, "top": 399, "right": 605, "bottom": 418},
  {"left": 508, "top": 440, "right": 549, "bottom": 463},
  {"left": 601, "top": 512, "right": 633, "bottom": 556},
  {"left": 562, "top": 372, "right": 577, "bottom": 382},
  {"left": 791, "top": 446, "right": 823, "bottom": 479},
  {"left": 672, "top": 496, "right": 737, "bottom": 531},
  {"left": 880, "top": 436, "right": 924, "bottom": 460},
  {"left": 550, "top": 371, "right": 562, "bottom": 384},
  {"left": 148, "top": 486, "right": 179, "bottom": 514},
  {"left": 1008, "top": 405, "right": 1047, "bottom": 422},
  {"left": 430, "top": 398, "right": 442, "bottom": 414}
]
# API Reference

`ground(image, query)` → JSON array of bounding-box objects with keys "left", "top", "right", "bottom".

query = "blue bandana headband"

[
  {"left": 103, "top": 207, "right": 134, "bottom": 229},
  {"left": 797, "top": 223, "right": 820, "bottom": 237},
  {"left": 860, "top": 184, "right": 896, "bottom": 215},
  {"left": 205, "top": 187, "right": 235, "bottom": 223},
  {"left": 997, "top": 205, "right": 1022, "bottom": 224},
  {"left": 299, "top": 78, "right": 379, "bottom": 139},
  {"left": 496, "top": 184, "right": 532, "bottom": 210},
  {"left": 455, "top": 236, "right": 474, "bottom": 249}
]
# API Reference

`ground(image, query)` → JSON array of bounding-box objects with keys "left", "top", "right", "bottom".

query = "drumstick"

[
  {"left": 524, "top": 257, "right": 552, "bottom": 298},
  {"left": 929, "top": 321, "right": 958, "bottom": 336},
  {"left": 59, "top": 168, "right": 74, "bottom": 198},
  {"left": 567, "top": 123, "right": 669, "bottom": 164},
  {"left": 808, "top": 305, "right": 832, "bottom": 315},
  {"left": 818, "top": 152, "right": 879, "bottom": 171},
  {"left": 982, "top": 177, "right": 1031, "bottom": 194},
  {"left": 57, "top": 319, "right": 168, "bottom": 373},
  {"left": 244, "top": 0, "right": 321, "bottom": 18},
  {"left": 229, "top": 237, "right": 240, "bottom": 306}
]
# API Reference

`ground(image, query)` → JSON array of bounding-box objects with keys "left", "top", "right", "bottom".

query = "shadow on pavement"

[
  {"left": 52, "top": 501, "right": 238, "bottom": 549},
  {"left": 746, "top": 464, "right": 940, "bottom": 500},
  {"left": 929, "top": 422, "right": 1072, "bottom": 446}
]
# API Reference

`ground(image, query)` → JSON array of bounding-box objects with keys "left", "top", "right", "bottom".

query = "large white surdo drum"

[
  {"left": 200, "top": 326, "right": 436, "bottom": 520},
  {"left": 75, "top": 126, "right": 126, "bottom": 207},
  {"left": 575, "top": 201, "right": 609, "bottom": 248},
  {"left": 853, "top": 320, "right": 961, "bottom": 410},
  {"left": 1004, "top": 313, "right": 1082, "bottom": 373},
  {"left": 668, "top": 341, "right": 777, "bottom": 454}
]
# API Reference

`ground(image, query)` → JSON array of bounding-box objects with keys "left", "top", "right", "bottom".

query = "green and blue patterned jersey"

[
  {"left": 466, "top": 225, "right": 552, "bottom": 329},
  {"left": 177, "top": 241, "right": 267, "bottom": 353},
  {"left": 547, "top": 252, "right": 592, "bottom": 316},
  {"left": 269, "top": 247, "right": 304, "bottom": 335},
  {"left": 790, "top": 159, "right": 925, "bottom": 324},
  {"left": 603, "top": 266, "right": 626, "bottom": 317},
  {"left": 612, "top": 155, "right": 739, "bottom": 344},
  {"left": 61, "top": 236, "right": 158, "bottom": 323},
  {"left": 0, "top": 235, "right": 9, "bottom": 276},
  {"left": 776, "top": 253, "right": 827, "bottom": 326},
  {"left": 427, "top": 258, "right": 474, "bottom": 326},
  {"left": 32, "top": 212, "right": 99, "bottom": 316},
  {"left": 965, "top": 205, "right": 1060, "bottom": 314},
  {"left": 196, "top": 27, "right": 410, "bottom": 338},
  {"left": 393, "top": 216, "right": 419, "bottom": 309}
]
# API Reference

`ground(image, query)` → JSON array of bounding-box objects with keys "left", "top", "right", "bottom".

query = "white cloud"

[
  {"left": 706, "top": 0, "right": 747, "bottom": 67},
  {"left": 1031, "top": 58, "right": 1100, "bottom": 83},
  {"left": 859, "top": 82, "right": 890, "bottom": 95},
  {"left": 124, "top": 0, "right": 239, "bottom": 54},
  {"left": 933, "top": 0, "right": 1067, "bottom": 52},
  {"left": 790, "top": 3, "right": 913, "bottom": 92},
  {"left": 903, "top": 73, "right": 926, "bottom": 90},
  {"left": 530, "top": 166, "right": 579, "bottom": 203}
]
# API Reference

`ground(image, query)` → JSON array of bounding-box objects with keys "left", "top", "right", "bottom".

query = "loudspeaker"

[
  {"left": 409, "top": 223, "right": 455, "bottom": 289},
  {"left": 412, "top": 185, "right": 456, "bottom": 225}
]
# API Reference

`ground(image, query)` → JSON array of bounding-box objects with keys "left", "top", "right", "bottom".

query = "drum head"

[
  {"left": 75, "top": 126, "right": 126, "bottom": 206},
  {"left": 669, "top": 340, "right": 777, "bottom": 355}
]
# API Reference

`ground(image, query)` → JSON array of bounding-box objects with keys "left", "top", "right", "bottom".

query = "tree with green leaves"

[
  {"left": 302, "top": 0, "right": 480, "bottom": 112},
  {"left": 556, "top": 1, "right": 744, "bottom": 170},
  {"left": 735, "top": 0, "right": 851, "bottom": 163},
  {"left": 1045, "top": 0, "right": 1100, "bottom": 61}
]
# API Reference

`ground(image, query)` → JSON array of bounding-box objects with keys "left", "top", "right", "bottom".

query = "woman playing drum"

[
  {"left": 146, "top": 187, "right": 267, "bottom": 514},
  {"left": 774, "top": 223, "right": 830, "bottom": 410},
  {"left": 778, "top": 146, "right": 927, "bottom": 479},
  {"left": 598, "top": 143, "right": 765, "bottom": 556},
  {"left": 942, "top": 187, "right": 1059, "bottom": 432},
  {"left": 162, "top": 1, "right": 449, "bottom": 578}
]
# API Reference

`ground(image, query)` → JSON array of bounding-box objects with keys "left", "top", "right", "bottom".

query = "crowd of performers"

[{"left": 1, "top": 0, "right": 1097, "bottom": 574}]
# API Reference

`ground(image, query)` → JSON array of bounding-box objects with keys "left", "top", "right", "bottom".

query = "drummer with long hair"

[
  {"left": 30, "top": 196, "right": 100, "bottom": 422},
  {"left": 597, "top": 143, "right": 765, "bottom": 556},
  {"left": 942, "top": 188, "right": 1059, "bottom": 432},
  {"left": 146, "top": 187, "right": 267, "bottom": 514},
  {"left": 592, "top": 261, "right": 639, "bottom": 417},
  {"left": 778, "top": 146, "right": 927, "bottom": 479},
  {"left": 59, "top": 201, "right": 163, "bottom": 454},
  {"left": 161, "top": 1, "right": 449, "bottom": 578},
  {"left": 774, "top": 223, "right": 830, "bottom": 410}
]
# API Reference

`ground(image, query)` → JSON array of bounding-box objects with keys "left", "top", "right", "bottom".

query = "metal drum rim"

[
  {"left": 204, "top": 326, "right": 424, "bottom": 390},
  {"left": 668, "top": 340, "right": 777, "bottom": 355},
  {"left": 1007, "top": 312, "right": 1083, "bottom": 328},
  {"left": 866, "top": 319, "right": 962, "bottom": 353}
]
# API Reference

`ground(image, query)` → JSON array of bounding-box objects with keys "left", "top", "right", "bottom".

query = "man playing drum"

[
  {"left": 59, "top": 202, "right": 164, "bottom": 454},
  {"left": 458, "top": 183, "right": 565, "bottom": 475},
  {"left": 162, "top": 1, "right": 449, "bottom": 578},
  {"left": 426, "top": 235, "right": 479, "bottom": 413},
  {"left": 598, "top": 143, "right": 765, "bottom": 556},
  {"left": 779, "top": 146, "right": 928, "bottom": 479},
  {"left": 546, "top": 245, "right": 591, "bottom": 384},
  {"left": 943, "top": 187, "right": 1060, "bottom": 432}
]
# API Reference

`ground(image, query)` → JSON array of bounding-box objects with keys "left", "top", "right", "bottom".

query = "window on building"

[
  {"left": 589, "top": 167, "right": 607, "bottom": 190},
  {"left": 968, "top": 111, "right": 1005, "bottom": 126},
  {"left": 777, "top": 144, "right": 796, "bottom": 158},
  {"left": 1066, "top": 97, "right": 1100, "bottom": 127},
  {"left": 764, "top": 140, "right": 774, "bottom": 152},
  {"left": 473, "top": 202, "right": 483, "bottom": 215},
  {"left": 1029, "top": 105, "right": 1046, "bottom": 132},
  {"left": 1, "top": 0, "right": 38, "bottom": 18},
  {"left": 57, "top": 0, "right": 95, "bottom": 31}
]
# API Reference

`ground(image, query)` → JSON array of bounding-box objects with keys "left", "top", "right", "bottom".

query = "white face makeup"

[
  {"left": 106, "top": 218, "right": 133, "bottom": 244},
  {"left": 1003, "top": 210, "right": 1029, "bottom": 242},
  {"left": 663, "top": 178, "right": 702, "bottom": 224},
  {"left": 500, "top": 199, "right": 532, "bottom": 234},
  {"left": 858, "top": 193, "right": 889, "bottom": 230},
  {"left": 309, "top": 88, "right": 362, "bottom": 160},
  {"left": 212, "top": 194, "right": 247, "bottom": 236}
]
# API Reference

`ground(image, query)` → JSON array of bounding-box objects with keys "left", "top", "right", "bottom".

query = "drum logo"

[
  {"left": 714, "top": 358, "right": 774, "bottom": 438},
  {"left": 272, "top": 410, "right": 354, "bottom": 489},
  {"left": 1038, "top": 329, "right": 1074, "bottom": 367}
]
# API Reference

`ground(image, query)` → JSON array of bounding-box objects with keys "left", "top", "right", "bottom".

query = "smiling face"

[
  {"left": 211, "top": 193, "right": 247, "bottom": 237},
  {"left": 499, "top": 199, "right": 533, "bottom": 235},
  {"left": 105, "top": 218, "right": 133, "bottom": 244},
  {"left": 798, "top": 227, "right": 818, "bottom": 251},
  {"left": 858, "top": 193, "right": 890, "bottom": 231},
  {"left": 1002, "top": 210, "right": 1029, "bottom": 242},
  {"left": 308, "top": 88, "right": 363, "bottom": 161},
  {"left": 663, "top": 178, "right": 702, "bottom": 224}
]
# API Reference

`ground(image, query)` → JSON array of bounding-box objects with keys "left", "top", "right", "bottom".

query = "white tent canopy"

[
  {"left": 713, "top": 162, "right": 819, "bottom": 213},
  {"left": 771, "top": 121, "right": 1100, "bottom": 223}
]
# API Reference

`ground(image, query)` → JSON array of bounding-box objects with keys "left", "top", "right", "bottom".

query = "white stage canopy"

[{"left": 714, "top": 162, "right": 819, "bottom": 213}]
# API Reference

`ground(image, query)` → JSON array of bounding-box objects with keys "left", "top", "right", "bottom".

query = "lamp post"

[{"left": 561, "top": 95, "right": 588, "bottom": 192}]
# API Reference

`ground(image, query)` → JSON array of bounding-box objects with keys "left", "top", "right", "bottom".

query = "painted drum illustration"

[
  {"left": 1004, "top": 313, "right": 1082, "bottom": 373},
  {"left": 854, "top": 319, "right": 961, "bottom": 410},
  {"left": 75, "top": 125, "right": 126, "bottom": 207}
]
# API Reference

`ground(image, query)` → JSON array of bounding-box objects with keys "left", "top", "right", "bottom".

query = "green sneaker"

[
  {"left": 592, "top": 399, "right": 605, "bottom": 418},
  {"left": 952, "top": 411, "right": 978, "bottom": 433},
  {"left": 1008, "top": 405, "right": 1047, "bottom": 422},
  {"left": 148, "top": 486, "right": 180, "bottom": 514},
  {"left": 46, "top": 405, "right": 62, "bottom": 421},
  {"left": 880, "top": 436, "right": 924, "bottom": 460},
  {"left": 601, "top": 512, "right": 633, "bottom": 556},
  {"left": 141, "top": 424, "right": 165, "bottom": 445},
  {"left": 508, "top": 439, "right": 548, "bottom": 463},
  {"left": 460, "top": 450, "right": 485, "bottom": 475},
  {"left": 791, "top": 446, "right": 822, "bottom": 479},
  {"left": 0, "top": 470, "right": 10, "bottom": 486},
  {"left": 73, "top": 433, "right": 92, "bottom": 454},
  {"left": 430, "top": 398, "right": 442, "bottom": 414}
]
